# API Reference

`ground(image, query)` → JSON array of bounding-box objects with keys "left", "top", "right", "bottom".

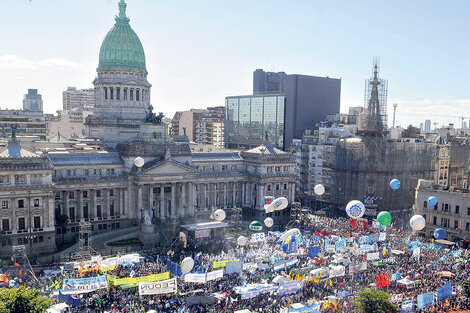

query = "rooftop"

[{"left": 48, "top": 151, "right": 122, "bottom": 165}]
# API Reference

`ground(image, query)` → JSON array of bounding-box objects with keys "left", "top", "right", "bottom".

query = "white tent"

[{"left": 396, "top": 278, "right": 415, "bottom": 288}]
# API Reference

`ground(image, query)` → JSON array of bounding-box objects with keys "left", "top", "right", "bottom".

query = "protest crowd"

[{"left": 5, "top": 215, "right": 470, "bottom": 313}]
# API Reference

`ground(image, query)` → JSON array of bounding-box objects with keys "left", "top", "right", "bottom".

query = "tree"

[
  {"left": 0, "top": 286, "right": 52, "bottom": 313},
  {"left": 354, "top": 289, "right": 398, "bottom": 313},
  {"left": 55, "top": 214, "right": 69, "bottom": 244},
  {"left": 463, "top": 279, "right": 470, "bottom": 299}
]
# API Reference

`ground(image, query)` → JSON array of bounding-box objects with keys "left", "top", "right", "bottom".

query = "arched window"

[
  {"left": 136, "top": 89, "right": 140, "bottom": 101},
  {"left": 104, "top": 87, "right": 108, "bottom": 100},
  {"left": 124, "top": 88, "right": 128, "bottom": 100},
  {"left": 130, "top": 89, "right": 134, "bottom": 100},
  {"left": 116, "top": 87, "right": 120, "bottom": 100},
  {"left": 109, "top": 87, "right": 114, "bottom": 100}
]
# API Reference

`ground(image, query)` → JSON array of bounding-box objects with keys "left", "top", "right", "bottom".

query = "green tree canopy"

[
  {"left": 354, "top": 288, "right": 398, "bottom": 313},
  {"left": 0, "top": 286, "right": 52, "bottom": 313}
]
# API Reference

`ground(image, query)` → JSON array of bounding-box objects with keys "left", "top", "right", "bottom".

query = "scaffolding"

[
  {"left": 364, "top": 58, "right": 388, "bottom": 129},
  {"left": 285, "top": 202, "right": 302, "bottom": 229},
  {"left": 11, "top": 245, "right": 39, "bottom": 285},
  {"left": 72, "top": 221, "right": 97, "bottom": 261},
  {"left": 227, "top": 207, "right": 243, "bottom": 235}
]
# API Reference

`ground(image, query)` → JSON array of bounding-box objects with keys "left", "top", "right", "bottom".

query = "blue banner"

[
  {"left": 360, "top": 244, "right": 375, "bottom": 253},
  {"left": 307, "top": 246, "right": 321, "bottom": 258},
  {"left": 401, "top": 300, "right": 415, "bottom": 313},
  {"left": 226, "top": 261, "right": 242, "bottom": 274},
  {"left": 335, "top": 238, "right": 346, "bottom": 251},
  {"left": 437, "top": 283, "right": 452, "bottom": 301},
  {"left": 391, "top": 271, "right": 401, "bottom": 281},
  {"left": 166, "top": 259, "right": 183, "bottom": 277},
  {"left": 278, "top": 281, "right": 302, "bottom": 296},
  {"left": 417, "top": 292, "right": 435, "bottom": 309},
  {"left": 59, "top": 292, "right": 81, "bottom": 307},
  {"left": 273, "top": 258, "right": 298, "bottom": 272},
  {"left": 359, "top": 236, "right": 371, "bottom": 244},
  {"left": 289, "top": 302, "right": 321, "bottom": 312},
  {"left": 379, "top": 232, "right": 386, "bottom": 241}
]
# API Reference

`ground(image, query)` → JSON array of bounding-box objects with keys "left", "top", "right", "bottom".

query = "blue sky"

[{"left": 1, "top": 0, "right": 470, "bottom": 128}]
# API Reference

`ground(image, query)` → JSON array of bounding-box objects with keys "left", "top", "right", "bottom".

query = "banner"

[
  {"left": 213, "top": 259, "right": 240, "bottom": 269},
  {"left": 390, "top": 294, "right": 403, "bottom": 303},
  {"left": 167, "top": 260, "right": 183, "bottom": 277},
  {"left": 386, "top": 257, "right": 396, "bottom": 264},
  {"left": 113, "top": 272, "right": 170, "bottom": 286},
  {"left": 206, "top": 269, "right": 224, "bottom": 282},
  {"left": 116, "top": 254, "right": 141, "bottom": 265},
  {"left": 58, "top": 292, "right": 81, "bottom": 307},
  {"left": 226, "top": 261, "right": 242, "bottom": 274},
  {"left": 184, "top": 273, "right": 207, "bottom": 283},
  {"left": 437, "top": 283, "right": 452, "bottom": 301},
  {"left": 273, "top": 258, "right": 298, "bottom": 272},
  {"left": 349, "top": 262, "right": 367, "bottom": 274},
  {"left": 251, "top": 233, "right": 266, "bottom": 243},
  {"left": 359, "top": 236, "right": 371, "bottom": 244},
  {"left": 335, "top": 238, "right": 346, "bottom": 251},
  {"left": 329, "top": 265, "right": 345, "bottom": 278},
  {"left": 401, "top": 300, "right": 415, "bottom": 313},
  {"left": 278, "top": 281, "right": 302, "bottom": 296},
  {"left": 62, "top": 275, "right": 107, "bottom": 294},
  {"left": 326, "top": 245, "right": 335, "bottom": 253},
  {"left": 360, "top": 244, "right": 375, "bottom": 253},
  {"left": 379, "top": 232, "right": 387, "bottom": 241},
  {"left": 289, "top": 302, "right": 321, "bottom": 312},
  {"left": 100, "top": 263, "right": 116, "bottom": 273},
  {"left": 307, "top": 246, "right": 321, "bottom": 258},
  {"left": 139, "top": 278, "right": 177, "bottom": 296},
  {"left": 417, "top": 292, "right": 435, "bottom": 309},
  {"left": 366, "top": 252, "right": 379, "bottom": 261},
  {"left": 376, "top": 274, "right": 390, "bottom": 287}
]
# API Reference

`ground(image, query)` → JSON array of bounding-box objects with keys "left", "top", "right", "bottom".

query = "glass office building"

[{"left": 225, "top": 94, "right": 285, "bottom": 150}]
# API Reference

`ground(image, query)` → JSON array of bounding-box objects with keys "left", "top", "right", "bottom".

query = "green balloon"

[{"left": 377, "top": 211, "right": 392, "bottom": 226}]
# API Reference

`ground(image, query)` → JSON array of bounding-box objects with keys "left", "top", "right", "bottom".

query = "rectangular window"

[
  {"left": 97, "top": 205, "right": 102, "bottom": 218},
  {"left": 69, "top": 207, "right": 75, "bottom": 220},
  {"left": 104, "top": 87, "right": 108, "bottom": 100},
  {"left": 2, "top": 219, "right": 9, "bottom": 231},
  {"left": 284, "top": 184, "right": 287, "bottom": 190},
  {"left": 130, "top": 89, "right": 134, "bottom": 100},
  {"left": 109, "top": 189, "right": 114, "bottom": 196},
  {"left": 467, "top": 207, "right": 470, "bottom": 216},
  {"left": 136, "top": 89, "right": 140, "bottom": 101},
  {"left": 34, "top": 199, "right": 39, "bottom": 207},
  {"left": 18, "top": 199, "right": 24, "bottom": 208},
  {"left": 454, "top": 220, "right": 459, "bottom": 229},
  {"left": 67, "top": 170, "right": 71, "bottom": 176},
  {"left": 83, "top": 191, "right": 88, "bottom": 198},
  {"left": 34, "top": 216, "right": 41, "bottom": 229},
  {"left": 15, "top": 175, "right": 26, "bottom": 184},
  {"left": 433, "top": 216, "right": 437, "bottom": 225},
  {"left": 124, "top": 88, "right": 128, "bottom": 100},
  {"left": 467, "top": 223, "right": 470, "bottom": 231},
  {"left": 55, "top": 193, "right": 60, "bottom": 200},
  {"left": 2, "top": 201, "right": 8, "bottom": 209},
  {"left": 83, "top": 206, "right": 88, "bottom": 219},
  {"left": 85, "top": 169, "right": 89, "bottom": 176},
  {"left": 18, "top": 217, "right": 25, "bottom": 230},
  {"left": 0, "top": 175, "right": 10, "bottom": 184},
  {"left": 69, "top": 192, "right": 74, "bottom": 199},
  {"left": 96, "top": 190, "right": 101, "bottom": 197},
  {"left": 116, "top": 87, "right": 120, "bottom": 100},
  {"left": 110, "top": 87, "right": 114, "bottom": 100},
  {"left": 456, "top": 205, "right": 460, "bottom": 214},
  {"left": 110, "top": 203, "right": 115, "bottom": 216}
]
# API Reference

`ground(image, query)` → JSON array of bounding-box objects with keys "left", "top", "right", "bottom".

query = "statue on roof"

[{"left": 146, "top": 105, "right": 164, "bottom": 124}]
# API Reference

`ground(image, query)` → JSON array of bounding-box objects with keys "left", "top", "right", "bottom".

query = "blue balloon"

[
  {"left": 390, "top": 179, "right": 401, "bottom": 190},
  {"left": 428, "top": 196, "right": 438, "bottom": 206},
  {"left": 434, "top": 228, "right": 446, "bottom": 240},
  {"left": 282, "top": 235, "right": 298, "bottom": 254}
]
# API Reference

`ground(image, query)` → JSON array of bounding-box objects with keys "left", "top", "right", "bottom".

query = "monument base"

[{"left": 138, "top": 224, "right": 159, "bottom": 249}]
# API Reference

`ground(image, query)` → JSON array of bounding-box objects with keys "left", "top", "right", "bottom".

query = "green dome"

[{"left": 98, "top": 0, "right": 146, "bottom": 72}]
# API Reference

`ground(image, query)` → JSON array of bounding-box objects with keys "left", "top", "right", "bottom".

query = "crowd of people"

[{"left": 23, "top": 216, "right": 470, "bottom": 312}]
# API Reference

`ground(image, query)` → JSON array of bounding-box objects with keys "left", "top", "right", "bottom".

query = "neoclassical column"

[
  {"left": 119, "top": 188, "right": 123, "bottom": 216},
  {"left": 204, "top": 183, "right": 207, "bottom": 209},
  {"left": 93, "top": 189, "right": 98, "bottom": 218},
  {"left": 232, "top": 182, "right": 236, "bottom": 208},
  {"left": 148, "top": 185, "right": 153, "bottom": 218},
  {"left": 105, "top": 188, "right": 111, "bottom": 218},
  {"left": 171, "top": 183, "right": 176, "bottom": 218},
  {"left": 213, "top": 183, "right": 217, "bottom": 208},
  {"left": 63, "top": 191, "right": 69, "bottom": 219},
  {"left": 291, "top": 182, "right": 296, "bottom": 202},
  {"left": 160, "top": 184, "right": 166, "bottom": 221},
  {"left": 78, "top": 190, "right": 83, "bottom": 221},
  {"left": 137, "top": 185, "right": 143, "bottom": 211},
  {"left": 11, "top": 196, "right": 16, "bottom": 232},
  {"left": 223, "top": 183, "right": 227, "bottom": 209},
  {"left": 123, "top": 187, "right": 128, "bottom": 216},
  {"left": 181, "top": 182, "right": 186, "bottom": 218},
  {"left": 242, "top": 182, "right": 246, "bottom": 207},
  {"left": 48, "top": 195, "right": 54, "bottom": 228}
]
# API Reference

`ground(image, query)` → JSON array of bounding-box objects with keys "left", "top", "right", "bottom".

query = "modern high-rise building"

[
  {"left": 0, "top": 109, "right": 47, "bottom": 140},
  {"left": 225, "top": 94, "right": 286, "bottom": 149},
  {"left": 22, "top": 89, "right": 43, "bottom": 112},
  {"left": 253, "top": 69, "right": 341, "bottom": 148},
  {"left": 63, "top": 87, "right": 95, "bottom": 111},
  {"left": 425, "top": 120, "right": 431, "bottom": 133}
]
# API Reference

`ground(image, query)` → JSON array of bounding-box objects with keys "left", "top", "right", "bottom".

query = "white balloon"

[
  {"left": 181, "top": 257, "right": 194, "bottom": 274},
  {"left": 134, "top": 157, "right": 145, "bottom": 168},
  {"left": 237, "top": 236, "right": 248, "bottom": 246},
  {"left": 271, "top": 197, "right": 289, "bottom": 212},
  {"left": 314, "top": 184, "right": 325, "bottom": 196},
  {"left": 345, "top": 200, "right": 365, "bottom": 219},
  {"left": 264, "top": 217, "right": 274, "bottom": 228},
  {"left": 409, "top": 215, "right": 426, "bottom": 231},
  {"left": 279, "top": 228, "right": 301, "bottom": 242},
  {"left": 212, "top": 209, "right": 226, "bottom": 222}
]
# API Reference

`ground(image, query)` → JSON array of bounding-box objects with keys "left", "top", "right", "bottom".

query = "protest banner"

[
  {"left": 184, "top": 273, "right": 207, "bottom": 283},
  {"left": 139, "top": 278, "right": 177, "bottom": 296},
  {"left": 213, "top": 259, "right": 240, "bottom": 269},
  {"left": 62, "top": 275, "right": 108, "bottom": 294},
  {"left": 206, "top": 269, "right": 224, "bottom": 282},
  {"left": 417, "top": 292, "right": 435, "bottom": 309},
  {"left": 437, "top": 283, "right": 452, "bottom": 301},
  {"left": 112, "top": 272, "right": 170, "bottom": 286}
]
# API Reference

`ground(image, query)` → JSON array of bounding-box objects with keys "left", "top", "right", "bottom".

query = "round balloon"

[
  {"left": 134, "top": 157, "right": 145, "bottom": 168},
  {"left": 264, "top": 217, "right": 274, "bottom": 228},
  {"left": 377, "top": 211, "right": 392, "bottom": 226},
  {"left": 249, "top": 221, "right": 263, "bottom": 232},
  {"left": 345, "top": 200, "right": 365, "bottom": 219},
  {"left": 314, "top": 184, "right": 325, "bottom": 196},
  {"left": 237, "top": 236, "right": 248, "bottom": 246},
  {"left": 181, "top": 257, "right": 194, "bottom": 274},
  {"left": 212, "top": 209, "right": 226, "bottom": 222},
  {"left": 433, "top": 228, "right": 446, "bottom": 240},
  {"left": 390, "top": 179, "right": 401, "bottom": 190},
  {"left": 279, "top": 228, "right": 301, "bottom": 242},
  {"left": 409, "top": 215, "right": 426, "bottom": 231},
  {"left": 428, "top": 196, "right": 438, "bottom": 206}
]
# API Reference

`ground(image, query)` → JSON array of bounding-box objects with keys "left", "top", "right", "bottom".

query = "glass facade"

[{"left": 225, "top": 94, "right": 285, "bottom": 150}]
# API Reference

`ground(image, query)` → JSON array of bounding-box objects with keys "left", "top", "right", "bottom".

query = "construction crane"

[{"left": 425, "top": 113, "right": 470, "bottom": 130}]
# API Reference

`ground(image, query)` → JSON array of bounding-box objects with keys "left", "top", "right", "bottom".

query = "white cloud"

[{"left": 0, "top": 54, "right": 36, "bottom": 69}]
